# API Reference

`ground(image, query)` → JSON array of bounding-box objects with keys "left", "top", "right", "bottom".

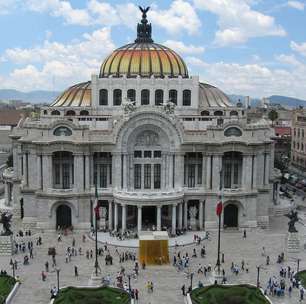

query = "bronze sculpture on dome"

[{"left": 135, "top": 6, "right": 153, "bottom": 43}]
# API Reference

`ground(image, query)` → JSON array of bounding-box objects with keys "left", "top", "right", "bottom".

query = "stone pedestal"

[
  {"left": 211, "top": 270, "right": 224, "bottom": 284},
  {"left": 0, "top": 235, "right": 13, "bottom": 256},
  {"left": 88, "top": 270, "right": 102, "bottom": 287},
  {"left": 287, "top": 232, "right": 300, "bottom": 254}
]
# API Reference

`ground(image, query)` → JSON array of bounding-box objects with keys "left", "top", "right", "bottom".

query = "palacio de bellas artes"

[{"left": 1, "top": 2, "right": 306, "bottom": 304}]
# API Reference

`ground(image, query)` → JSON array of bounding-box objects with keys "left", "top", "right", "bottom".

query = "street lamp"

[
  {"left": 128, "top": 274, "right": 131, "bottom": 292},
  {"left": 190, "top": 272, "right": 194, "bottom": 290},
  {"left": 256, "top": 265, "right": 265, "bottom": 288},
  {"left": 56, "top": 268, "right": 60, "bottom": 293},
  {"left": 9, "top": 260, "right": 15, "bottom": 278}
]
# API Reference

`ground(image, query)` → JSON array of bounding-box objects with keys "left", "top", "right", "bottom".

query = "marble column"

[
  {"left": 122, "top": 204, "right": 127, "bottom": 232},
  {"left": 199, "top": 201, "right": 204, "bottom": 230},
  {"left": 171, "top": 204, "right": 177, "bottom": 235},
  {"left": 202, "top": 154, "right": 206, "bottom": 188},
  {"left": 178, "top": 203, "right": 183, "bottom": 230},
  {"left": 42, "top": 154, "right": 52, "bottom": 190},
  {"left": 36, "top": 154, "right": 42, "bottom": 190},
  {"left": 252, "top": 155, "right": 257, "bottom": 189},
  {"left": 157, "top": 206, "right": 162, "bottom": 231},
  {"left": 212, "top": 154, "right": 222, "bottom": 190},
  {"left": 114, "top": 203, "right": 118, "bottom": 231},
  {"left": 85, "top": 154, "right": 90, "bottom": 190},
  {"left": 108, "top": 201, "right": 113, "bottom": 231},
  {"left": 137, "top": 206, "right": 142, "bottom": 232},
  {"left": 123, "top": 153, "right": 127, "bottom": 189},
  {"left": 206, "top": 155, "right": 212, "bottom": 189},
  {"left": 265, "top": 153, "right": 270, "bottom": 185},
  {"left": 184, "top": 201, "right": 188, "bottom": 229}
]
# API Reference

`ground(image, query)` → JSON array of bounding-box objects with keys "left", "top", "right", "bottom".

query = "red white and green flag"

[
  {"left": 216, "top": 200, "right": 223, "bottom": 216},
  {"left": 94, "top": 184, "right": 100, "bottom": 221}
]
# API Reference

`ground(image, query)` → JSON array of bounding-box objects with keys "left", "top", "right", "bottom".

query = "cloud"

[
  {"left": 188, "top": 55, "right": 306, "bottom": 99},
  {"left": 287, "top": 1, "right": 305, "bottom": 10},
  {"left": 24, "top": 0, "right": 91, "bottom": 25},
  {"left": 193, "top": 0, "right": 286, "bottom": 46},
  {"left": 88, "top": 1, "right": 201, "bottom": 35},
  {"left": 0, "top": 0, "right": 17, "bottom": 14},
  {"left": 163, "top": 40, "right": 204, "bottom": 55},
  {"left": 0, "top": 27, "right": 115, "bottom": 91},
  {"left": 291, "top": 41, "right": 306, "bottom": 57},
  {"left": 276, "top": 54, "right": 300, "bottom": 66}
]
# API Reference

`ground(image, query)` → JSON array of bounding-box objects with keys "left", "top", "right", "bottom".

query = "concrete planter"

[
  {"left": 5, "top": 281, "right": 20, "bottom": 304},
  {"left": 186, "top": 283, "right": 273, "bottom": 304}
]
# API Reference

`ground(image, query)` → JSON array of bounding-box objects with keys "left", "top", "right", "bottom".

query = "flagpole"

[
  {"left": 216, "top": 169, "right": 223, "bottom": 275},
  {"left": 94, "top": 182, "right": 99, "bottom": 277}
]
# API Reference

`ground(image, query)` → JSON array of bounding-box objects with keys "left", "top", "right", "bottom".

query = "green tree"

[{"left": 268, "top": 109, "right": 278, "bottom": 126}]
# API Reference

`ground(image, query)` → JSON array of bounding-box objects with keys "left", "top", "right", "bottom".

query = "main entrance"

[
  {"left": 224, "top": 204, "right": 238, "bottom": 228},
  {"left": 142, "top": 206, "right": 156, "bottom": 229},
  {"left": 56, "top": 204, "right": 72, "bottom": 229}
]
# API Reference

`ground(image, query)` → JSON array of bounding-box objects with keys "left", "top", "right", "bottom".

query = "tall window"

[
  {"left": 169, "top": 90, "right": 177, "bottom": 105},
  {"left": 113, "top": 89, "right": 122, "bottom": 106},
  {"left": 99, "top": 89, "right": 108, "bottom": 105},
  {"left": 141, "top": 89, "right": 150, "bottom": 105},
  {"left": 187, "top": 164, "right": 196, "bottom": 188},
  {"left": 222, "top": 152, "right": 242, "bottom": 189},
  {"left": 100, "top": 164, "right": 108, "bottom": 188},
  {"left": 134, "top": 164, "right": 141, "bottom": 189},
  {"left": 154, "top": 164, "right": 161, "bottom": 189},
  {"left": 127, "top": 89, "right": 136, "bottom": 103},
  {"left": 183, "top": 89, "right": 191, "bottom": 106},
  {"left": 52, "top": 151, "right": 74, "bottom": 189},
  {"left": 144, "top": 164, "right": 151, "bottom": 189},
  {"left": 155, "top": 90, "right": 163, "bottom": 105}
]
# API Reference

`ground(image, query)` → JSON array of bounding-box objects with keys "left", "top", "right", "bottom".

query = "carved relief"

[{"left": 136, "top": 130, "right": 160, "bottom": 146}]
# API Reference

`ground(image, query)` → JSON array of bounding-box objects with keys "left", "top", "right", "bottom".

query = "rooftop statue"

[
  {"left": 135, "top": 6, "right": 153, "bottom": 43},
  {"left": 0, "top": 212, "right": 13, "bottom": 236}
]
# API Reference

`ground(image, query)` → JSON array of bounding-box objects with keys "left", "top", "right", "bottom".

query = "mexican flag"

[
  {"left": 216, "top": 200, "right": 223, "bottom": 216},
  {"left": 94, "top": 184, "right": 100, "bottom": 221}
]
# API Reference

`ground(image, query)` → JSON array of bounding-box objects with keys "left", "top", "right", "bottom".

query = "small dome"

[
  {"left": 51, "top": 81, "right": 91, "bottom": 107},
  {"left": 199, "top": 83, "right": 232, "bottom": 108},
  {"left": 100, "top": 43, "right": 188, "bottom": 79}
]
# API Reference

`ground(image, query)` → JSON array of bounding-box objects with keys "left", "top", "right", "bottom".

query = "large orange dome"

[
  {"left": 99, "top": 42, "right": 188, "bottom": 79},
  {"left": 99, "top": 7, "right": 188, "bottom": 79}
]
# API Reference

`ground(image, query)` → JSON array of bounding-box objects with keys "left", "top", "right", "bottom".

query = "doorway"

[
  {"left": 224, "top": 204, "right": 238, "bottom": 228},
  {"left": 56, "top": 204, "right": 72, "bottom": 229}
]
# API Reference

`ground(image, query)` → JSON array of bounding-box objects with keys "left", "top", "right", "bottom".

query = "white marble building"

[{"left": 3, "top": 10, "right": 277, "bottom": 233}]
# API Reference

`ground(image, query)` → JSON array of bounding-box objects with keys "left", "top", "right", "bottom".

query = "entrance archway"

[
  {"left": 224, "top": 204, "right": 238, "bottom": 228},
  {"left": 142, "top": 206, "right": 156, "bottom": 230},
  {"left": 56, "top": 204, "right": 72, "bottom": 229}
]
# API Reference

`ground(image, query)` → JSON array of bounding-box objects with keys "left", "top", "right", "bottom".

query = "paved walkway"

[{"left": 1, "top": 215, "right": 306, "bottom": 304}]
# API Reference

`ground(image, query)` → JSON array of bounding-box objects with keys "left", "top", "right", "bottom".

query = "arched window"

[
  {"left": 224, "top": 127, "right": 242, "bottom": 137},
  {"left": 141, "top": 89, "right": 150, "bottom": 105},
  {"left": 80, "top": 110, "right": 89, "bottom": 116},
  {"left": 183, "top": 90, "right": 191, "bottom": 106},
  {"left": 127, "top": 89, "right": 136, "bottom": 103},
  {"left": 43, "top": 110, "right": 48, "bottom": 115},
  {"left": 65, "top": 110, "right": 75, "bottom": 116},
  {"left": 53, "top": 126, "right": 72, "bottom": 136},
  {"left": 230, "top": 110, "right": 239, "bottom": 116},
  {"left": 169, "top": 90, "right": 177, "bottom": 105},
  {"left": 155, "top": 90, "right": 163, "bottom": 106},
  {"left": 214, "top": 110, "right": 223, "bottom": 116},
  {"left": 201, "top": 110, "right": 210, "bottom": 116},
  {"left": 99, "top": 89, "right": 108, "bottom": 105},
  {"left": 113, "top": 89, "right": 122, "bottom": 106},
  {"left": 51, "top": 110, "right": 60, "bottom": 116}
]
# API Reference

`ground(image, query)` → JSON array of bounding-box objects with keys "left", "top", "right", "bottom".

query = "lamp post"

[
  {"left": 10, "top": 260, "right": 15, "bottom": 278},
  {"left": 94, "top": 182, "right": 100, "bottom": 277},
  {"left": 56, "top": 267, "right": 60, "bottom": 293},
  {"left": 190, "top": 272, "right": 194, "bottom": 290},
  {"left": 216, "top": 169, "right": 223, "bottom": 275},
  {"left": 128, "top": 274, "right": 131, "bottom": 292},
  {"left": 256, "top": 265, "right": 265, "bottom": 288}
]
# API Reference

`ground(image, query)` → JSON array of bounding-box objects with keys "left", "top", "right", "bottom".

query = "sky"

[{"left": 0, "top": 0, "right": 306, "bottom": 99}]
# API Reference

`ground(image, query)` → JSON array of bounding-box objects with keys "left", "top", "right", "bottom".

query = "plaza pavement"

[{"left": 1, "top": 206, "right": 306, "bottom": 304}]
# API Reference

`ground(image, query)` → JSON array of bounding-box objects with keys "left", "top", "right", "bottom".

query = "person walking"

[
  {"left": 45, "top": 261, "right": 49, "bottom": 272},
  {"left": 74, "top": 265, "right": 78, "bottom": 277},
  {"left": 41, "top": 271, "right": 46, "bottom": 281},
  {"left": 243, "top": 229, "right": 246, "bottom": 238},
  {"left": 181, "top": 284, "right": 186, "bottom": 296}
]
